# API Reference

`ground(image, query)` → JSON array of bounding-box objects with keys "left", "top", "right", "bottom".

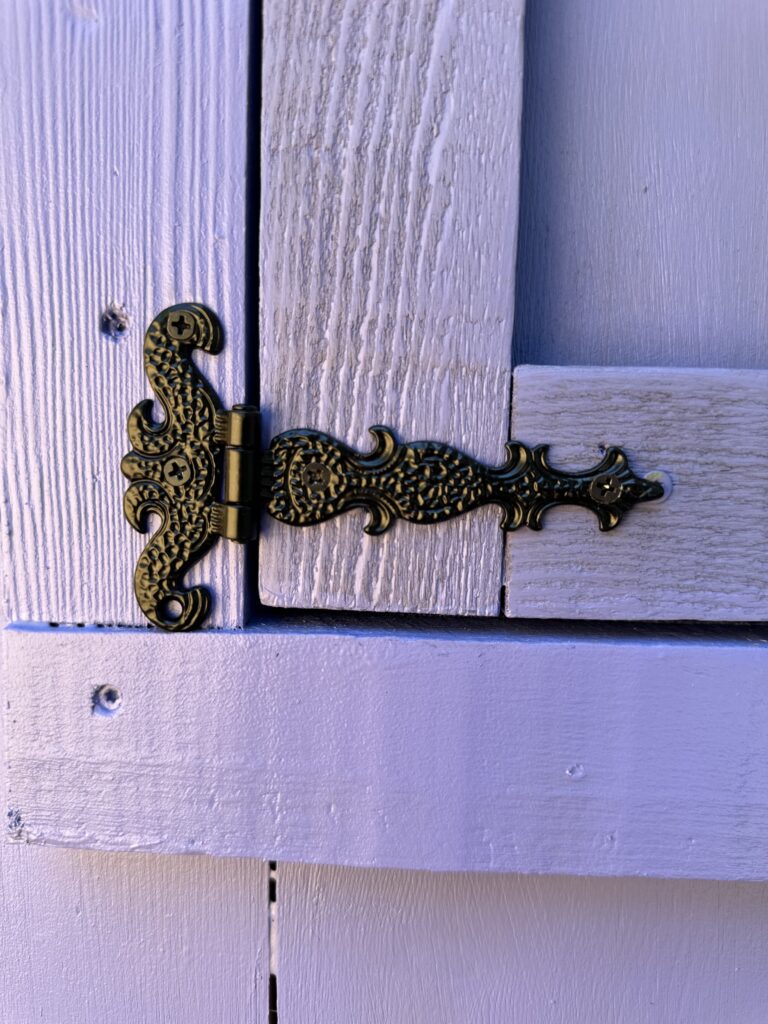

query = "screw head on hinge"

[
  {"left": 163, "top": 456, "right": 193, "bottom": 486},
  {"left": 588, "top": 473, "right": 623, "bottom": 505},
  {"left": 167, "top": 311, "right": 196, "bottom": 341},
  {"left": 301, "top": 462, "right": 332, "bottom": 493}
]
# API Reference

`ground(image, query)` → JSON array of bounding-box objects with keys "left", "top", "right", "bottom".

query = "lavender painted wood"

[
  {"left": 0, "top": 6, "right": 267, "bottom": 1019},
  {"left": 0, "top": 0, "right": 249, "bottom": 627},
  {"left": 258, "top": 0, "right": 524, "bottom": 615},
  {"left": 279, "top": 864, "right": 768, "bottom": 1024},
  {"left": 7, "top": 623, "right": 768, "bottom": 880},
  {"left": 4, "top": 1, "right": 768, "bottom": 1017},
  {"left": 0, "top": 846, "right": 269, "bottom": 1024},
  {"left": 515, "top": 0, "right": 768, "bottom": 370},
  {"left": 0, "top": 631, "right": 269, "bottom": 1024},
  {"left": 505, "top": 366, "right": 768, "bottom": 620}
]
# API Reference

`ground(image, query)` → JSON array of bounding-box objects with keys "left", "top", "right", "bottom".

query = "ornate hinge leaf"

[
  {"left": 122, "top": 306, "right": 665, "bottom": 631},
  {"left": 262, "top": 429, "right": 662, "bottom": 534},
  {"left": 121, "top": 304, "right": 225, "bottom": 631}
]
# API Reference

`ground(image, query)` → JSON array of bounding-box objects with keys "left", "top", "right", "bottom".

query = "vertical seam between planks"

[
  {"left": 268, "top": 861, "right": 278, "bottom": 1023},
  {"left": 503, "top": 1, "right": 529, "bottom": 617},
  {"left": 245, "top": 0, "right": 264, "bottom": 621}
]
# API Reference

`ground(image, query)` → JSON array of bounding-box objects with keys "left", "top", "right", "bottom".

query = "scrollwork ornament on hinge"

[
  {"left": 120, "top": 304, "right": 227, "bottom": 631},
  {"left": 262, "top": 428, "right": 662, "bottom": 534},
  {"left": 122, "top": 306, "right": 665, "bottom": 632}
]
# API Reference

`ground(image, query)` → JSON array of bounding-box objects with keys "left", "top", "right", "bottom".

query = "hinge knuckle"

[
  {"left": 211, "top": 502, "right": 259, "bottom": 543},
  {"left": 222, "top": 446, "right": 258, "bottom": 505},
  {"left": 216, "top": 405, "right": 260, "bottom": 541},
  {"left": 216, "top": 405, "right": 260, "bottom": 448}
]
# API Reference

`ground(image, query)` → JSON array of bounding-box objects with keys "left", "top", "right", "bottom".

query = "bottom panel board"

[
  {"left": 4, "top": 622, "right": 768, "bottom": 879},
  {"left": 278, "top": 862, "right": 768, "bottom": 1024},
  {"left": 0, "top": 845, "right": 269, "bottom": 1024}
]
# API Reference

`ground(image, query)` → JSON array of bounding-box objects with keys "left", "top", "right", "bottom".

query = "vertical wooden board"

[
  {"left": 0, "top": 0, "right": 249, "bottom": 626},
  {"left": 505, "top": 366, "right": 768, "bottom": 620},
  {"left": 278, "top": 863, "right": 768, "bottom": 1024},
  {"left": 259, "top": 0, "right": 524, "bottom": 615},
  {"left": 514, "top": 0, "right": 768, "bottom": 370},
  {"left": 0, "top": 846, "right": 269, "bottom": 1024}
]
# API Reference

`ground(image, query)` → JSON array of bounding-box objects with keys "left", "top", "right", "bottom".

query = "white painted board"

[
  {"left": 505, "top": 366, "right": 768, "bottom": 620},
  {"left": 0, "top": 600, "right": 269, "bottom": 1024},
  {"left": 0, "top": 0, "right": 250, "bottom": 627},
  {"left": 0, "top": 6, "right": 268, "bottom": 1020},
  {"left": 515, "top": 0, "right": 768, "bottom": 370},
  {"left": 278, "top": 863, "right": 768, "bottom": 1024},
  {"left": 7, "top": 622, "right": 768, "bottom": 880},
  {"left": 258, "top": 0, "right": 524, "bottom": 615},
  {"left": 0, "top": 845, "right": 269, "bottom": 1024}
]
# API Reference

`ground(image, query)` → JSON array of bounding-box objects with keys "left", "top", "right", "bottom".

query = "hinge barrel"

[{"left": 212, "top": 405, "right": 260, "bottom": 543}]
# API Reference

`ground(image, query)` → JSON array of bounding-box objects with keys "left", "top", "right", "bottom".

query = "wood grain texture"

[
  {"left": 505, "top": 366, "right": 768, "bottom": 620},
  {"left": 258, "top": 0, "right": 524, "bottom": 615},
  {"left": 0, "top": 0, "right": 250, "bottom": 626},
  {"left": 0, "top": 627, "right": 268, "bottom": 1024},
  {"left": 278, "top": 863, "right": 768, "bottom": 1024},
  {"left": 8, "top": 622, "right": 768, "bottom": 880},
  {"left": 514, "top": 0, "right": 768, "bottom": 369},
  {"left": 0, "top": 846, "right": 269, "bottom": 1024}
]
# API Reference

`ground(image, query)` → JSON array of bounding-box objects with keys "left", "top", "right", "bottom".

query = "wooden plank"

[
  {"left": 258, "top": 0, "right": 524, "bottom": 615},
  {"left": 6, "top": 622, "right": 768, "bottom": 880},
  {"left": 278, "top": 863, "right": 768, "bottom": 1024},
  {"left": 505, "top": 366, "right": 768, "bottom": 620},
  {"left": 0, "top": 846, "right": 269, "bottom": 1024},
  {"left": 515, "top": 0, "right": 768, "bottom": 370},
  {"left": 0, "top": 0, "right": 250, "bottom": 627},
  {"left": 0, "top": 611, "right": 268, "bottom": 1023}
]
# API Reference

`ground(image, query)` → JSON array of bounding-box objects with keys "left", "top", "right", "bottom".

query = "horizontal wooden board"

[
  {"left": 506, "top": 366, "right": 768, "bottom": 620},
  {"left": 258, "top": 0, "right": 524, "bottom": 615},
  {"left": 278, "top": 863, "right": 768, "bottom": 1024},
  {"left": 0, "top": 1, "right": 250, "bottom": 627},
  {"left": 6, "top": 621, "right": 768, "bottom": 880}
]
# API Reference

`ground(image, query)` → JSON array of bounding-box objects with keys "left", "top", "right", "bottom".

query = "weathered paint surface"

[
  {"left": 5, "top": 0, "right": 768, "bottom": 1020},
  {"left": 0, "top": 0, "right": 249, "bottom": 628},
  {"left": 6, "top": 624, "right": 768, "bottom": 881}
]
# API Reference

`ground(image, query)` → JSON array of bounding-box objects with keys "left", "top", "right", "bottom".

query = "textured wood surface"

[
  {"left": 278, "top": 863, "right": 768, "bottom": 1024},
  {"left": 258, "top": 0, "right": 524, "bottom": 615},
  {"left": 0, "top": 0, "right": 250, "bottom": 627},
  {"left": 505, "top": 366, "right": 768, "bottom": 620},
  {"left": 0, "top": 8, "right": 265, "bottom": 1014},
  {"left": 0, "top": 846, "right": 269, "bottom": 1024},
  {"left": 8, "top": 622, "right": 768, "bottom": 880},
  {"left": 514, "top": 0, "right": 768, "bottom": 369},
  {"left": 1, "top": 626, "right": 268, "bottom": 1024}
]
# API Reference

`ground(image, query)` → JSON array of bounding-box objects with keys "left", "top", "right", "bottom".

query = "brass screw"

[
  {"left": 589, "top": 473, "right": 622, "bottom": 505},
  {"left": 301, "top": 462, "right": 332, "bottom": 492},
  {"left": 167, "top": 311, "right": 195, "bottom": 341},
  {"left": 163, "top": 456, "right": 192, "bottom": 486}
]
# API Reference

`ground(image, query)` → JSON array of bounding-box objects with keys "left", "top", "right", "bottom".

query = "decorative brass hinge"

[{"left": 122, "top": 305, "right": 664, "bottom": 631}]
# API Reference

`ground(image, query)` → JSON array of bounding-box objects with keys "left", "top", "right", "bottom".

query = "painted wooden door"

[{"left": 4, "top": 2, "right": 768, "bottom": 1023}]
